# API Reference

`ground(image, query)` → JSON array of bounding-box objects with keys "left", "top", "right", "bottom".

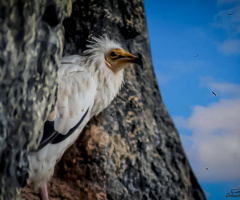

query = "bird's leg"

[{"left": 40, "top": 183, "right": 49, "bottom": 200}]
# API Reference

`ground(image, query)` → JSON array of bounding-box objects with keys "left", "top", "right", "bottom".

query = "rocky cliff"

[
  {"left": 1, "top": 0, "right": 206, "bottom": 199},
  {"left": 0, "top": 0, "right": 71, "bottom": 199}
]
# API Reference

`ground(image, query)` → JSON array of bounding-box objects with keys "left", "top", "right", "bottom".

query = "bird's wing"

[
  {"left": 37, "top": 56, "right": 96, "bottom": 150},
  {"left": 59, "top": 55, "right": 85, "bottom": 77},
  {"left": 60, "top": 55, "right": 82, "bottom": 63}
]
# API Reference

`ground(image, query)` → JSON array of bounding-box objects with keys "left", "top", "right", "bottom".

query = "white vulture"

[{"left": 28, "top": 36, "right": 142, "bottom": 200}]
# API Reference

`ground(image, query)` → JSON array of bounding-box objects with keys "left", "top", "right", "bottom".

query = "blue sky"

[{"left": 144, "top": 0, "right": 240, "bottom": 199}]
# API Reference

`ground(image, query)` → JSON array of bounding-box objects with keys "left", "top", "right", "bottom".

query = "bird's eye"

[{"left": 110, "top": 51, "right": 117, "bottom": 57}]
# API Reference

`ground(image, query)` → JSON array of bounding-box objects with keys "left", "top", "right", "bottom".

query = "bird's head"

[
  {"left": 85, "top": 36, "right": 143, "bottom": 74},
  {"left": 104, "top": 48, "right": 142, "bottom": 73}
]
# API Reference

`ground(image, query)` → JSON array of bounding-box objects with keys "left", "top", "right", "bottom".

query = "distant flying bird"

[
  {"left": 28, "top": 36, "right": 143, "bottom": 200},
  {"left": 194, "top": 54, "right": 198, "bottom": 58},
  {"left": 212, "top": 91, "right": 216, "bottom": 96},
  {"left": 206, "top": 168, "right": 209, "bottom": 170},
  {"left": 228, "top": 13, "right": 233, "bottom": 15}
]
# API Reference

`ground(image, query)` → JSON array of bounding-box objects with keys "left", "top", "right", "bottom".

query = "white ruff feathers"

[{"left": 28, "top": 36, "right": 125, "bottom": 190}]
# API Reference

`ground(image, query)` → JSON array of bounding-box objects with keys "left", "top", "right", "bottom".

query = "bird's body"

[
  {"left": 27, "top": 37, "right": 142, "bottom": 200},
  {"left": 194, "top": 54, "right": 198, "bottom": 58}
]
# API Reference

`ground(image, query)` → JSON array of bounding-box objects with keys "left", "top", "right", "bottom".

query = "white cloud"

[
  {"left": 153, "top": 59, "right": 205, "bottom": 86},
  {"left": 208, "top": 81, "right": 240, "bottom": 96},
  {"left": 211, "top": 1, "right": 240, "bottom": 55},
  {"left": 211, "top": 7, "right": 240, "bottom": 33},
  {"left": 174, "top": 82, "right": 240, "bottom": 182},
  {"left": 218, "top": 39, "right": 240, "bottom": 55},
  {"left": 200, "top": 77, "right": 240, "bottom": 98}
]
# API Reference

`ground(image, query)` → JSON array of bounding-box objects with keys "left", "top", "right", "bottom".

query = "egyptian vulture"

[{"left": 28, "top": 36, "right": 142, "bottom": 200}]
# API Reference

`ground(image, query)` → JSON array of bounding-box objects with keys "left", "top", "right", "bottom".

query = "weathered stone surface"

[
  {"left": 57, "top": 0, "right": 205, "bottom": 199},
  {"left": 21, "top": 0, "right": 206, "bottom": 199},
  {"left": 0, "top": 0, "right": 71, "bottom": 199}
]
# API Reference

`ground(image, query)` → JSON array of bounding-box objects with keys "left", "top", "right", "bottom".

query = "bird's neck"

[{"left": 88, "top": 59, "right": 124, "bottom": 116}]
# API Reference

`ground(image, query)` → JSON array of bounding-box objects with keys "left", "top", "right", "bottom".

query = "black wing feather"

[
  {"left": 36, "top": 108, "right": 89, "bottom": 151},
  {"left": 52, "top": 108, "right": 89, "bottom": 144}
]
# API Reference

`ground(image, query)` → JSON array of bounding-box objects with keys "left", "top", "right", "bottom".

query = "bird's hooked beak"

[
  {"left": 120, "top": 51, "right": 143, "bottom": 69},
  {"left": 105, "top": 48, "right": 143, "bottom": 73}
]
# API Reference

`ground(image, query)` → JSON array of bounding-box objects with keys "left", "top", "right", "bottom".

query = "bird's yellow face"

[{"left": 105, "top": 48, "right": 142, "bottom": 73}]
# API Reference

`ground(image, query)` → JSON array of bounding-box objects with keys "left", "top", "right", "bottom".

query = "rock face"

[
  {"left": 3, "top": 0, "right": 206, "bottom": 199},
  {"left": 52, "top": 0, "right": 206, "bottom": 199},
  {"left": 0, "top": 0, "right": 71, "bottom": 199}
]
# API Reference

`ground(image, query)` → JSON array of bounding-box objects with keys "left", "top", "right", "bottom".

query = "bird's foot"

[{"left": 40, "top": 183, "right": 49, "bottom": 200}]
